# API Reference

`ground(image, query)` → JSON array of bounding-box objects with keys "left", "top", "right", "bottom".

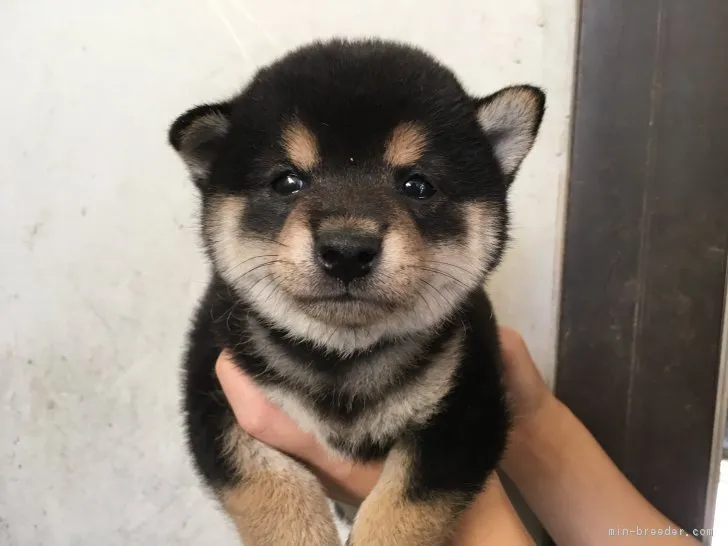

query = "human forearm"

[{"left": 502, "top": 396, "right": 698, "bottom": 545}]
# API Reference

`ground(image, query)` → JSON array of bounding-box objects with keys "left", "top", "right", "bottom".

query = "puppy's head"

[{"left": 170, "top": 40, "right": 545, "bottom": 351}]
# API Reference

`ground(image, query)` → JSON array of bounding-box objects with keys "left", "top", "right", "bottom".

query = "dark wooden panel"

[{"left": 556, "top": 0, "right": 728, "bottom": 535}]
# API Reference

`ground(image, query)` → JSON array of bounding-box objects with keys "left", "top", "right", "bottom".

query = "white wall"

[{"left": 0, "top": 1, "right": 576, "bottom": 544}]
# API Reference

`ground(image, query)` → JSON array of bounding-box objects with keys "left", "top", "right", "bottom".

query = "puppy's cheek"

[
  {"left": 423, "top": 202, "right": 499, "bottom": 291},
  {"left": 462, "top": 202, "right": 499, "bottom": 271},
  {"left": 204, "top": 195, "right": 276, "bottom": 284}
]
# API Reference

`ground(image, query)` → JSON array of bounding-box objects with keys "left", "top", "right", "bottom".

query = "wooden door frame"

[{"left": 552, "top": 0, "right": 728, "bottom": 540}]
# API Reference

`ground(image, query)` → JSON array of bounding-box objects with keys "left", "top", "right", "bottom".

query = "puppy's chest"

[{"left": 257, "top": 330, "right": 465, "bottom": 459}]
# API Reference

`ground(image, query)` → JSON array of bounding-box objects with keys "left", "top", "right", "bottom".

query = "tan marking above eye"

[
  {"left": 281, "top": 120, "right": 320, "bottom": 171},
  {"left": 384, "top": 122, "right": 428, "bottom": 167}
]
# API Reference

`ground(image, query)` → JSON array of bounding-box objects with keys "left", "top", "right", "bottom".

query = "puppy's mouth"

[
  {"left": 293, "top": 287, "right": 399, "bottom": 309},
  {"left": 295, "top": 288, "right": 386, "bottom": 304},
  {"left": 287, "top": 284, "right": 403, "bottom": 326}
]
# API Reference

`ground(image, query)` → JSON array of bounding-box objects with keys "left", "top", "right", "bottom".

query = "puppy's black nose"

[{"left": 315, "top": 230, "right": 382, "bottom": 283}]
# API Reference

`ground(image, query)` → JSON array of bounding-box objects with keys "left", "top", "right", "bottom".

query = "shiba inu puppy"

[{"left": 170, "top": 38, "right": 544, "bottom": 545}]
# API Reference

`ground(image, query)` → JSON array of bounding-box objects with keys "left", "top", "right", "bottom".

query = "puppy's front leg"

[
  {"left": 220, "top": 425, "right": 340, "bottom": 546},
  {"left": 347, "top": 447, "right": 467, "bottom": 546}
]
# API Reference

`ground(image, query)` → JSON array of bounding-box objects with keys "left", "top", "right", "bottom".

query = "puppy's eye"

[
  {"left": 402, "top": 176, "right": 436, "bottom": 200},
  {"left": 272, "top": 173, "right": 307, "bottom": 196}
]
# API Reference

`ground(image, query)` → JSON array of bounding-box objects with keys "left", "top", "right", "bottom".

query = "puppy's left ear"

[
  {"left": 475, "top": 85, "right": 545, "bottom": 183},
  {"left": 168, "top": 101, "right": 233, "bottom": 187}
]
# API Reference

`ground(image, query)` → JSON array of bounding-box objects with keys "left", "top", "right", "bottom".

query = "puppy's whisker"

[
  {"left": 323, "top": 323, "right": 342, "bottom": 348},
  {"left": 419, "top": 278, "right": 451, "bottom": 312},
  {"left": 225, "top": 302, "right": 239, "bottom": 332},
  {"left": 232, "top": 260, "right": 285, "bottom": 285},
  {"left": 428, "top": 259, "right": 481, "bottom": 279},
  {"left": 248, "top": 272, "right": 277, "bottom": 298},
  {"left": 420, "top": 267, "right": 471, "bottom": 290},
  {"left": 261, "top": 274, "right": 283, "bottom": 304},
  {"left": 405, "top": 265, "right": 471, "bottom": 290},
  {"left": 224, "top": 254, "right": 280, "bottom": 276},
  {"left": 247, "top": 235, "right": 289, "bottom": 249},
  {"left": 413, "top": 286, "right": 436, "bottom": 325}
]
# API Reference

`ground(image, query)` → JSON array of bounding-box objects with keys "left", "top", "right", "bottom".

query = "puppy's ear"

[
  {"left": 475, "top": 85, "right": 545, "bottom": 183},
  {"left": 169, "top": 102, "right": 233, "bottom": 186}
]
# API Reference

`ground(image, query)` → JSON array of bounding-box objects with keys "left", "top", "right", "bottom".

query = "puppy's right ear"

[{"left": 168, "top": 102, "right": 233, "bottom": 186}]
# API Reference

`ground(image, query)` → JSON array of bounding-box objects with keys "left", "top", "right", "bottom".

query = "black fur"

[
  {"left": 172, "top": 38, "right": 545, "bottom": 537},
  {"left": 407, "top": 290, "right": 507, "bottom": 500},
  {"left": 181, "top": 281, "right": 239, "bottom": 488}
]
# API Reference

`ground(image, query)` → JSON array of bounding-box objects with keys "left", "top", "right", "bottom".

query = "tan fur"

[
  {"left": 376, "top": 205, "right": 427, "bottom": 301},
  {"left": 207, "top": 195, "right": 260, "bottom": 282},
  {"left": 428, "top": 201, "right": 498, "bottom": 281},
  {"left": 349, "top": 448, "right": 461, "bottom": 546},
  {"left": 281, "top": 119, "right": 320, "bottom": 171},
  {"left": 384, "top": 122, "right": 428, "bottom": 166},
  {"left": 220, "top": 426, "right": 339, "bottom": 546}
]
